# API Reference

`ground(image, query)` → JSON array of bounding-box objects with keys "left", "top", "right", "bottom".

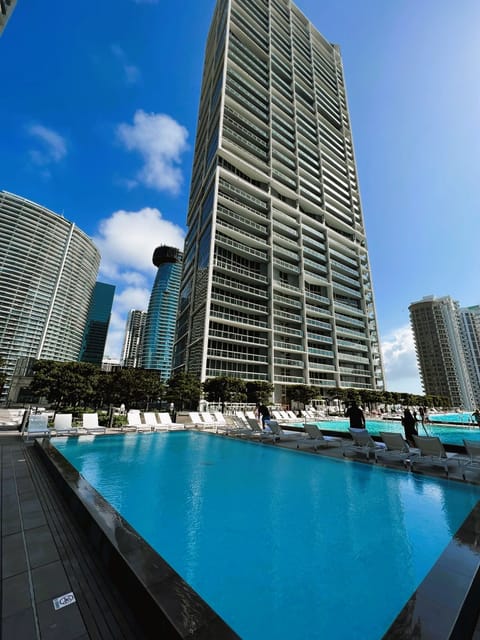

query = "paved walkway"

[{"left": 1, "top": 431, "right": 148, "bottom": 640}]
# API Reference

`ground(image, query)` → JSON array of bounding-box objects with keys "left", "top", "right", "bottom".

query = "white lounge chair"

[
  {"left": 457, "top": 440, "right": 480, "bottom": 480},
  {"left": 24, "top": 414, "right": 50, "bottom": 440},
  {"left": 53, "top": 413, "right": 78, "bottom": 436},
  {"left": 142, "top": 412, "right": 162, "bottom": 430},
  {"left": 245, "top": 418, "right": 276, "bottom": 442},
  {"left": 155, "top": 412, "right": 185, "bottom": 430},
  {"left": 342, "top": 428, "right": 386, "bottom": 461},
  {"left": 224, "top": 416, "right": 254, "bottom": 437},
  {"left": 81, "top": 413, "right": 106, "bottom": 434},
  {"left": 268, "top": 420, "right": 299, "bottom": 443},
  {"left": 378, "top": 432, "right": 418, "bottom": 465},
  {"left": 126, "top": 411, "right": 152, "bottom": 432},
  {"left": 410, "top": 435, "right": 453, "bottom": 476},
  {"left": 297, "top": 423, "right": 342, "bottom": 451}
]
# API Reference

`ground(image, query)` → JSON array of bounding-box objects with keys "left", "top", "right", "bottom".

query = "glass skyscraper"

[
  {"left": 142, "top": 246, "right": 183, "bottom": 380},
  {"left": 173, "top": 0, "right": 384, "bottom": 403},
  {"left": 79, "top": 282, "right": 115, "bottom": 366},
  {"left": 0, "top": 191, "right": 101, "bottom": 402}
]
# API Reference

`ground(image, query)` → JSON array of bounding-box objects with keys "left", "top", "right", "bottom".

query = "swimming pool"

[
  {"left": 52, "top": 432, "right": 480, "bottom": 639},
  {"left": 428, "top": 412, "right": 476, "bottom": 425},
  {"left": 305, "top": 419, "right": 480, "bottom": 446}
]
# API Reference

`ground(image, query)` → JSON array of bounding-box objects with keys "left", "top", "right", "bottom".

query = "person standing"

[
  {"left": 402, "top": 408, "right": 418, "bottom": 445},
  {"left": 344, "top": 401, "right": 366, "bottom": 429},
  {"left": 256, "top": 403, "right": 271, "bottom": 430}
]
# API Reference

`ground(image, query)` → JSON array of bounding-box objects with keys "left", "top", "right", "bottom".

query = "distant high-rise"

[
  {"left": 459, "top": 305, "right": 480, "bottom": 408},
  {"left": 409, "top": 295, "right": 474, "bottom": 409},
  {"left": 0, "top": 0, "right": 17, "bottom": 35},
  {"left": 80, "top": 282, "right": 115, "bottom": 366},
  {"left": 121, "top": 310, "right": 147, "bottom": 368},
  {"left": 0, "top": 191, "right": 100, "bottom": 402},
  {"left": 142, "top": 246, "right": 183, "bottom": 380},
  {"left": 173, "top": 0, "right": 384, "bottom": 403}
]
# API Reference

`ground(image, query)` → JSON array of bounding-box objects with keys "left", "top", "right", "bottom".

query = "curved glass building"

[
  {"left": 142, "top": 246, "right": 183, "bottom": 379},
  {"left": 0, "top": 191, "right": 100, "bottom": 402}
]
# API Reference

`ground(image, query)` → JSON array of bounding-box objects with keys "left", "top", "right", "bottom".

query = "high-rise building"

[
  {"left": 173, "top": 0, "right": 384, "bottom": 403},
  {"left": 80, "top": 282, "right": 115, "bottom": 366},
  {"left": 0, "top": 190, "right": 100, "bottom": 403},
  {"left": 459, "top": 305, "right": 480, "bottom": 408},
  {"left": 121, "top": 309, "right": 147, "bottom": 368},
  {"left": 0, "top": 0, "right": 17, "bottom": 35},
  {"left": 409, "top": 295, "right": 474, "bottom": 409},
  {"left": 142, "top": 246, "right": 183, "bottom": 380}
]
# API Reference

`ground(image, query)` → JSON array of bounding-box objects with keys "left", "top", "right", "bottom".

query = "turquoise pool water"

[
  {"left": 428, "top": 412, "right": 477, "bottom": 424},
  {"left": 307, "top": 419, "right": 480, "bottom": 446},
  {"left": 53, "top": 432, "right": 480, "bottom": 639}
]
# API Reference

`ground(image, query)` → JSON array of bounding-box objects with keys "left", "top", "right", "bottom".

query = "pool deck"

[
  {"left": 0, "top": 430, "right": 151, "bottom": 640},
  {"left": 2, "top": 426, "right": 480, "bottom": 639}
]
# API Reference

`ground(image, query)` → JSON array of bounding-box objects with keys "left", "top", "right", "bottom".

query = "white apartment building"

[
  {"left": 459, "top": 305, "right": 480, "bottom": 408},
  {"left": 410, "top": 295, "right": 475, "bottom": 409},
  {"left": 0, "top": 191, "right": 100, "bottom": 403},
  {"left": 173, "top": 0, "right": 384, "bottom": 403},
  {"left": 121, "top": 310, "right": 147, "bottom": 368}
]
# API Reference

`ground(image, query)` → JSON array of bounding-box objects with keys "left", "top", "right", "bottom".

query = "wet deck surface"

[{"left": 1, "top": 432, "right": 148, "bottom": 640}]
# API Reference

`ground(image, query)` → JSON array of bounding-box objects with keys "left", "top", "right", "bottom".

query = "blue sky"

[{"left": 2, "top": 0, "right": 480, "bottom": 393}]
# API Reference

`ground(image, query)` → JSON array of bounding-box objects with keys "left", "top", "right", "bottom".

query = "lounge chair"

[
  {"left": 244, "top": 411, "right": 257, "bottom": 420},
  {"left": 24, "top": 414, "right": 50, "bottom": 440},
  {"left": 155, "top": 412, "right": 185, "bottom": 430},
  {"left": 126, "top": 411, "right": 152, "bottom": 432},
  {"left": 143, "top": 412, "right": 163, "bottom": 430},
  {"left": 223, "top": 416, "right": 254, "bottom": 437},
  {"left": 342, "top": 428, "right": 386, "bottom": 461},
  {"left": 52, "top": 413, "right": 78, "bottom": 436},
  {"left": 410, "top": 435, "right": 453, "bottom": 476},
  {"left": 378, "top": 432, "right": 419, "bottom": 464},
  {"left": 297, "top": 423, "right": 342, "bottom": 451},
  {"left": 457, "top": 440, "right": 480, "bottom": 480},
  {"left": 245, "top": 418, "right": 277, "bottom": 442},
  {"left": 268, "top": 420, "right": 299, "bottom": 443},
  {"left": 188, "top": 412, "right": 206, "bottom": 428},
  {"left": 81, "top": 413, "right": 106, "bottom": 434}
]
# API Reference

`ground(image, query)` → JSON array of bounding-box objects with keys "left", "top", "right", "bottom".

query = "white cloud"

[
  {"left": 116, "top": 110, "right": 189, "bottom": 194},
  {"left": 27, "top": 124, "right": 67, "bottom": 167},
  {"left": 94, "top": 206, "right": 185, "bottom": 279},
  {"left": 111, "top": 44, "right": 140, "bottom": 85},
  {"left": 95, "top": 207, "right": 185, "bottom": 360},
  {"left": 381, "top": 324, "right": 423, "bottom": 394}
]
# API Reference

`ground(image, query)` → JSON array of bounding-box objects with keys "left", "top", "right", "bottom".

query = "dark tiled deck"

[{"left": 1, "top": 431, "right": 148, "bottom": 640}]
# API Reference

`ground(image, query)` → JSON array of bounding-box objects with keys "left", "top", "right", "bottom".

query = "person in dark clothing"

[
  {"left": 344, "top": 401, "right": 366, "bottom": 429},
  {"left": 402, "top": 408, "right": 418, "bottom": 445},
  {"left": 256, "top": 403, "right": 271, "bottom": 429}
]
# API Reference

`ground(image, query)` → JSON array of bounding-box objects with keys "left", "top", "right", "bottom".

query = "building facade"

[
  {"left": 121, "top": 309, "right": 147, "bottom": 368},
  {"left": 0, "top": 191, "right": 100, "bottom": 402},
  {"left": 173, "top": 0, "right": 384, "bottom": 403},
  {"left": 142, "top": 246, "right": 183, "bottom": 379},
  {"left": 459, "top": 305, "right": 480, "bottom": 408},
  {"left": 79, "top": 282, "right": 115, "bottom": 366},
  {"left": 0, "top": 0, "right": 17, "bottom": 35},
  {"left": 409, "top": 295, "right": 475, "bottom": 409}
]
